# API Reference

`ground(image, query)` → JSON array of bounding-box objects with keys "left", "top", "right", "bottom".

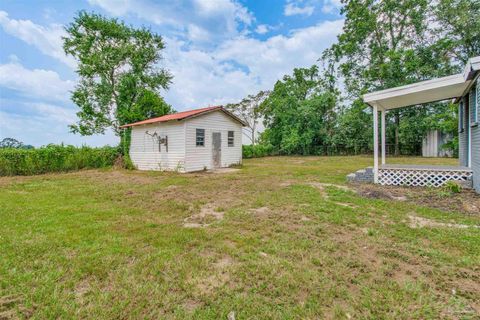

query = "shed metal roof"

[{"left": 119, "top": 106, "right": 247, "bottom": 128}]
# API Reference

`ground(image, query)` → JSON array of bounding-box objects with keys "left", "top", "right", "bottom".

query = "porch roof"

[{"left": 363, "top": 56, "right": 480, "bottom": 110}]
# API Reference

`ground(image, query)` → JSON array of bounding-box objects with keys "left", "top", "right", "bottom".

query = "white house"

[
  {"left": 120, "top": 106, "right": 246, "bottom": 172},
  {"left": 358, "top": 56, "right": 479, "bottom": 192}
]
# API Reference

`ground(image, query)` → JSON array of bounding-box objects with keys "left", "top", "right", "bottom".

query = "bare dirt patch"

[
  {"left": 207, "top": 168, "right": 241, "bottom": 174},
  {"left": 354, "top": 183, "right": 480, "bottom": 214},
  {"left": 249, "top": 206, "right": 311, "bottom": 227},
  {"left": 335, "top": 202, "right": 358, "bottom": 209},
  {"left": 249, "top": 206, "right": 270, "bottom": 216},
  {"left": 183, "top": 204, "right": 224, "bottom": 228},
  {"left": 408, "top": 215, "right": 479, "bottom": 229},
  {"left": 79, "top": 169, "right": 160, "bottom": 185},
  {"left": 357, "top": 188, "right": 407, "bottom": 201},
  {"left": 182, "top": 298, "right": 203, "bottom": 312},
  {"left": 194, "top": 255, "right": 235, "bottom": 295},
  {"left": 308, "top": 182, "right": 354, "bottom": 194},
  {"left": 74, "top": 279, "right": 91, "bottom": 304},
  {"left": 0, "top": 295, "right": 34, "bottom": 319},
  {"left": 279, "top": 180, "right": 295, "bottom": 187},
  {"left": 213, "top": 256, "right": 234, "bottom": 269}
]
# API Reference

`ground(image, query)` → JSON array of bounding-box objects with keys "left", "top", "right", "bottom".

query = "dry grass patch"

[
  {"left": 0, "top": 295, "right": 34, "bottom": 319},
  {"left": 1, "top": 156, "right": 479, "bottom": 319},
  {"left": 183, "top": 204, "right": 225, "bottom": 228},
  {"left": 408, "top": 215, "right": 479, "bottom": 229}
]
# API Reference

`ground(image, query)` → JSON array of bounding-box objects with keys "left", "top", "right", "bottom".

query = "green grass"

[{"left": 0, "top": 156, "right": 479, "bottom": 319}]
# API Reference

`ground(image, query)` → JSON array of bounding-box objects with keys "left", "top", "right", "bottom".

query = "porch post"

[
  {"left": 381, "top": 109, "right": 386, "bottom": 165},
  {"left": 373, "top": 105, "right": 379, "bottom": 183}
]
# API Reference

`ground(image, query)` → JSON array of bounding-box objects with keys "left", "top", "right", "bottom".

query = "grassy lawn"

[{"left": 1, "top": 156, "right": 479, "bottom": 319}]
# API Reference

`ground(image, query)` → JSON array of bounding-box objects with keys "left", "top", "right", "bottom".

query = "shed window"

[
  {"left": 196, "top": 129, "right": 205, "bottom": 147},
  {"left": 228, "top": 131, "right": 234, "bottom": 147}
]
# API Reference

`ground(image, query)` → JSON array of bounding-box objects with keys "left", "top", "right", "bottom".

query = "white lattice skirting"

[{"left": 378, "top": 168, "right": 473, "bottom": 188}]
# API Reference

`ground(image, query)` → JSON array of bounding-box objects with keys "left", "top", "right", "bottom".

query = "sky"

[{"left": 0, "top": 0, "right": 344, "bottom": 147}]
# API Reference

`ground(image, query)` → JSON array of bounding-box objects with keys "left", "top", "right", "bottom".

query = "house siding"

[
  {"left": 470, "top": 80, "right": 480, "bottom": 192},
  {"left": 458, "top": 97, "right": 468, "bottom": 167},
  {"left": 184, "top": 111, "right": 243, "bottom": 172},
  {"left": 129, "top": 121, "right": 186, "bottom": 172}
]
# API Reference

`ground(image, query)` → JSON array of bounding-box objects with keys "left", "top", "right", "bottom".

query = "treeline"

[
  {"left": 227, "top": 0, "right": 478, "bottom": 157},
  {"left": 0, "top": 145, "right": 120, "bottom": 176}
]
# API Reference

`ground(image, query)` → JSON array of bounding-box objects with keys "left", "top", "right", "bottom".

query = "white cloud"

[
  {"left": 322, "top": 0, "right": 342, "bottom": 13},
  {"left": 88, "top": 0, "right": 254, "bottom": 44},
  {"left": 162, "top": 19, "right": 344, "bottom": 110},
  {"left": 162, "top": 38, "right": 259, "bottom": 109},
  {"left": 0, "top": 11, "right": 76, "bottom": 68},
  {"left": 255, "top": 24, "right": 270, "bottom": 34},
  {"left": 27, "top": 102, "right": 77, "bottom": 124},
  {"left": 0, "top": 62, "right": 74, "bottom": 102},
  {"left": 215, "top": 19, "right": 344, "bottom": 88},
  {"left": 284, "top": 2, "right": 315, "bottom": 16}
]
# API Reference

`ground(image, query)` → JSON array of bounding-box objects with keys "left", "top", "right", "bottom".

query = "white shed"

[
  {"left": 422, "top": 130, "right": 453, "bottom": 158},
  {"left": 120, "top": 106, "right": 246, "bottom": 172}
]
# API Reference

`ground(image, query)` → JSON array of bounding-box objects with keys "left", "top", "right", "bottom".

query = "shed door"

[{"left": 212, "top": 132, "right": 221, "bottom": 168}]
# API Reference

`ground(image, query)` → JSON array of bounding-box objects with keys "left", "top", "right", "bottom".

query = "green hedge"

[
  {"left": 242, "top": 144, "right": 275, "bottom": 159},
  {"left": 0, "top": 145, "right": 120, "bottom": 176}
]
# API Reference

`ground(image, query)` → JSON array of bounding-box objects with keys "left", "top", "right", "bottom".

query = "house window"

[
  {"left": 228, "top": 131, "right": 234, "bottom": 147},
  {"left": 196, "top": 129, "right": 205, "bottom": 147},
  {"left": 470, "top": 85, "right": 476, "bottom": 124}
]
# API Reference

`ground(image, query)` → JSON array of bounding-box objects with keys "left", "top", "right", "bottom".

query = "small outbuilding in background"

[
  {"left": 422, "top": 130, "right": 453, "bottom": 158},
  {"left": 120, "top": 106, "right": 246, "bottom": 172}
]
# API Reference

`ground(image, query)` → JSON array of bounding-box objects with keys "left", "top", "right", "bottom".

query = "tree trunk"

[
  {"left": 394, "top": 113, "right": 400, "bottom": 156},
  {"left": 251, "top": 124, "right": 256, "bottom": 146}
]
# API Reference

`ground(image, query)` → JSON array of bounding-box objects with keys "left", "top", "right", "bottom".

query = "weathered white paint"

[
  {"left": 130, "top": 121, "right": 187, "bottom": 171},
  {"left": 129, "top": 110, "right": 242, "bottom": 172},
  {"left": 184, "top": 111, "right": 242, "bottom": 172}
]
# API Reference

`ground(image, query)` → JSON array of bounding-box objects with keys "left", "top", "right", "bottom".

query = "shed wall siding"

[
  {"left": 184, "top": 111, "right": 242, "bottom": 172},
  {"left": 129, "top": 122, "right": 186, "bottom": 172}
]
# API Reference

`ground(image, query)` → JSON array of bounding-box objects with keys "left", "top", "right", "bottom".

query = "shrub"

[
  {"left": 242, "top": 144, "right": 274, "bottom": 159},
  {"left": 0, "top": 144, "right": 120, "bottom": 176},
  {"left": 443, "top": 180, "right": 462, "bottom": 194}
]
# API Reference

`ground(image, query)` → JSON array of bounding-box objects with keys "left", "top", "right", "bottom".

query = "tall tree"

[
  {"left": 63, "top": 11, "right": 173, "bottom": 140},
  {"left": 327, "top": 0, "right": 454, "bottom": 155},
  {"left": 260, "top": 66, "right": 338, "bottom": 155},
  {"left": 0, "top": 138, "right": 25, "bottom": 149},
  {"left": 435, "top": 0, "right": 480, "bottom": 64},
  {"left": 225, "top": 90, "right": 270, "bottom": 145}
]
